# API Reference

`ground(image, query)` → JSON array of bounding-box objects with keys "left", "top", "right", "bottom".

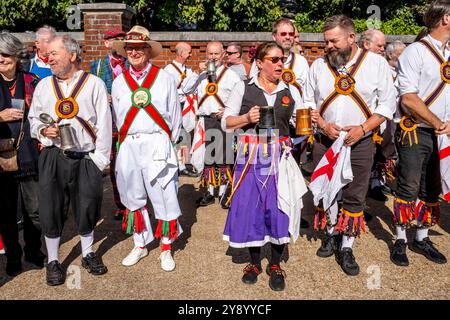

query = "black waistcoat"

[{"left": 239, "top": 80, "right": 295, "bottom": 136}]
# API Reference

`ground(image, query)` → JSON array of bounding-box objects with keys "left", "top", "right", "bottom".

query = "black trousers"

[
  {"left": 394, "top": 126, "right": 441, "bottom": 202},
  {"left": 313, "top": 134, "right": 375, "bottom": 212},
  {"left": 0, "top": 173, "right": 41, "bottom": 262},
  {"left": 204, "top": 116, "right": 234, "bottom": 166},
  {"left": 38, "top": 147, "right": 104, "bottom": 238}
]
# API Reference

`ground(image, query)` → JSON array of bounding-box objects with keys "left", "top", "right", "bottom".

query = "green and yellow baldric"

[{"left": 399, "top": 39, "right": 450, "bottom": 146}]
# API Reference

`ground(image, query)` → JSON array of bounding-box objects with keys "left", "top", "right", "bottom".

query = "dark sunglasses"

[
  {"left": 263, "top": 56, "right": 287, "bottom": 64},
  {"left": 0, "top": 53, "right": 12, "bottom": 58},
  {"left": 279, "top": 32, "right": 295, "bottom": 37},
  {"left": 225, "top": 51, "right": 239, "bottom": 55}
]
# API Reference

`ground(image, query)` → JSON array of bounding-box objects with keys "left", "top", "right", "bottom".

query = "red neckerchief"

[
  {"left": 36, "top": 48, "right": 48, "bottom": 64},
  {"left": 109, "top": 55, "right": 126, "bottom": 69},
  {"left": 130, "top": 63, "right": 149, "bottom": 80}
]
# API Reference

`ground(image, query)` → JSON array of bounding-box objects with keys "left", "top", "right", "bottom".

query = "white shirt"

[
  {"left": 396, "top": 34, "right": 450, "bottom": 125},
  {"left": 111, "top": 63, "right": 182, "bottom": 143},
  {"left": 228, "top": 64, "right": 248, "bottom": 80},
  {"left": 303, "top": 48, "right": 396, "bottom": 130},
  {"left": 250, "top": 52, "right": 309, "bottom": 92},
  {"left": 196, "top": 65, "right": 245, "bottom": 116},
  {"left": 164, "top": 60, "right": 199, "bottom": 104},
  {"left": 221, "top": 76, "right": 304, "bottom": 132},
  {"left": 28, "top": 70, "right": 112, "bottom": 171}
]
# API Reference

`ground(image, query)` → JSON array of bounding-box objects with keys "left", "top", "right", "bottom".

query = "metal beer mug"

[
  {"left": 59, "top": 124, "right": 77, "bottom": 150},
  {"left": 296, "top": 108, "right": 313, "bottom": 135},
  {"left": 259, "top": 105, "right": 276, "bottom": 129}
]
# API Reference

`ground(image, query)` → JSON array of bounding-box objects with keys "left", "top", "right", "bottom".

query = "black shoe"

[
  {"left": 316, "top": 234, "right": 339, "bottom": 258},
  {"left": 179, "top": 169, "right": 199, "bottom": 177},
  {"left": 25, "top": 250, "right": 46, "bottom": 268},
  {"left": 241, "top": 263, "right": 262, "bottom": 284},
  {"left": 81, "top": 252, "right": 108, "bottom": 275},
  {"left": 300, "top": 218, "right": 309, "bottom": 229},
  {"left": 46, "top": 260, "right": 66, "bottom": 286},
  {"left": 266, "top": 264, "right": 286, "bottom": 291},
  {"left": 6, "top": 259, "right": 22, "bottom": 277},
  {"left": 411, "top": 237, "right": 447, "bottom": 264},
  {"left": 368, "top": 186, "right": 388, "bottom": 202},
  {"left": 364, "top": 211, "right": 373, "bottom": 222},
  {"left": 197, "top": 193, "right": 215, "bottom": 207},
  {"left": 337, "top": 248, "right": 360, "bottom": 276},
  {"left": 390, "top": 239, "right": 409, "bottom": 267}
]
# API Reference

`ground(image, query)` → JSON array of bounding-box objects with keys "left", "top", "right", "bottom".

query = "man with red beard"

[{"left": 304, "top": 15, "right": 396, "bottom": 276}]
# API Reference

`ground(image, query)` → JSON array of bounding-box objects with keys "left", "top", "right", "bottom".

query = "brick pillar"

[{"left": 78, "top": 3, "right": 136, "bottom": 71}]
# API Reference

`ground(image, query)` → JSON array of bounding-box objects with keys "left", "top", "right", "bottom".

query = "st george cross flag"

[
  {"left": 190, "top": 117, "right": 205, "bottom": 173},
  {"left": 182, "top": 94, "right": 197, "bottom": 133},
  {"left": 309, "top": 131, "right": 353, "bottom": 210},
  {"left": 437, "top": 134, "right": 450, "bottom": 202}
]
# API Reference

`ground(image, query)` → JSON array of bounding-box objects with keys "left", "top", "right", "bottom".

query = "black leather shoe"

[
  {"left": 337, "top": 248, "right": 360, "bottom": 276},
  {"left": 179, "top": 169, "right": 199, "bottom": 177},
  {"left": 6, "top": 259, "right": 22, "bottom": 277},
  {"left": 25, "top": 250, "right": 46, "bottom": 268},
  {"left": 266, "top": 264, "right": 286, "bottom": 291},
  {"left": 411, "top": 237, "right": 447, "bottom": 264},
  {"left": 368, "top": 186, "right": 388, "bottom": 202},
  {"left": 46, "top": 260, "right": 66, "bottom": 286},
  {"left": 390, "top": 239, "right": 409, "bottom": 267},
  {"left": 316, "top": 234, "right": 339, "bottom": 258},
  {"left": 241, "top": 263, "right": 262, "bottom": 284},
  {"left": 197, "top": 193, "right": 215, "bottom": 207},
  {"left": 300, "top": 218, "right": 309, "bottom": 229},
  {"left": 81, "top": 252, "right": 108, "bottom": 275}
]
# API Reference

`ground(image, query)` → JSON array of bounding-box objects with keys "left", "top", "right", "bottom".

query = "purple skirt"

[{"left": 223, "top": 135, "right": 290, "bottom": 248}]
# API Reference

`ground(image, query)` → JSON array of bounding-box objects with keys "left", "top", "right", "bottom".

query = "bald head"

[
  {"left": 206, "top": 41, "right": 224, "bottom": 66},
  {"left": 175, "top": 42, "right": 192, "bottom": 64},
  {"left": 359, "top": 29, "right": 386, "bottom": 55}
]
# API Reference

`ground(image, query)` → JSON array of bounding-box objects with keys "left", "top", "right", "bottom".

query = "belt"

[
  {"left": 202, "top": 113, "right": 220, "bottom": 119},
  {"left": 60, "top": 149, "right": 92, "bottom": 160},
  {"left": 315, "top": 132, "right": 373, "bottom": 145}
]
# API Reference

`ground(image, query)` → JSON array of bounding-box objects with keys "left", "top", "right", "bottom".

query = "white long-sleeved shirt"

[
  {"left": 250, "top": 52, "right": 309, "bottom": 92},
  {"left": 221, "top": 76, "right": 304, "bottom": 132},
  {"left": 28, "top": 70, "right": 112, "bottom": 171},
  {"left": 196, "top": 65, "right": 245, "bottom": 116},
  {"left": 111, "top": 63, "right": 182, "bottom": 143},
  {"left": 164, "top": 60, "right": 199, "bottom": 104},
  {"left": 303, "top": 48, "right": 396, "bottom": 130},
  {"left": 396, "top": 34, "right": 450, "bottom": 125}
]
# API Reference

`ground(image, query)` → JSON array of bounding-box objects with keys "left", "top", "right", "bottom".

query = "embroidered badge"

[
  {"left": 334, "top": 74, "right": 355, "bottom": 95},
  {"left": 55, "top": 97, "right": 78, "bottom": 119},
  {"left": 281, "top": 95, "right": 290, "bottom": 107},
  {"left": 206, "top": 82, "right": 218, "bottom": 96},
  {"left": 132, "top": 87, "right": 151, "bottom": 108},
  {"left": 281, "top": 69, "right": 295, "bottom": 84}
]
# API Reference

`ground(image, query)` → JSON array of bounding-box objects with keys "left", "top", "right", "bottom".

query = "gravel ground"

[{"left": 0, "top": 172, "right": 449, "bottom": 300}]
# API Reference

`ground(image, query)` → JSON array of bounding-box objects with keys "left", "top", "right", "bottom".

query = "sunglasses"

[
  {"left": 0, "top": 53, "right": 12, "bottom": 58},
  {"left": 279, "top": 32, "right": 295, "bottom": 37},
  {"left": 225, "top": 51, "right": 239, "bottom": 55},
  {"left": 124, "top": 46, "right": 149, "bottom": 53},
  {"left": 263, "top": 56, "right": 287, "bottom": 64}
]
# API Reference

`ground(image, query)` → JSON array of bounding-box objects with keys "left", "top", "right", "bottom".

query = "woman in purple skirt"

[{"left": 221, "top": 42, "right": 305, "bottom": 291}]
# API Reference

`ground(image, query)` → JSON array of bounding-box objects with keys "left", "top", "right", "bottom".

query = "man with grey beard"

[
  {"left": 28, "top": 35, "right": 111, "bottom": 286},
  {"left": 304, "top": 15, "right": 396, "bottom": 276}
]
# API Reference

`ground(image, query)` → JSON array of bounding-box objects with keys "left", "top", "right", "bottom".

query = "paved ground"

[{"left": 1, "top": 171, "right": 449, "bottom": 300}]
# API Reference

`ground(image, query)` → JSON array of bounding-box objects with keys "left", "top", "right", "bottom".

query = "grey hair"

[
  {"left": 36, "top": 25, "right": 56, "bottom": 40},
  {"left": 51, "top": 35, "right": 82, "bottom": 63},
  {"left": 386, "top": 41, "right": 406, "bottom": 56},
  {"left": 175, "top": 42, "right": 190, "bottom": 55},
  {"left": 0, "top": 32, "right": 29, "bottom": 69},
  {"left": 385, "top": 40, "right": 406, "bottom": 61}
]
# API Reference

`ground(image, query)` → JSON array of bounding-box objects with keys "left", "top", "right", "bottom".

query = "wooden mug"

[{"left": 296, "top": 108, "right": 313, "bottom": 135}]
